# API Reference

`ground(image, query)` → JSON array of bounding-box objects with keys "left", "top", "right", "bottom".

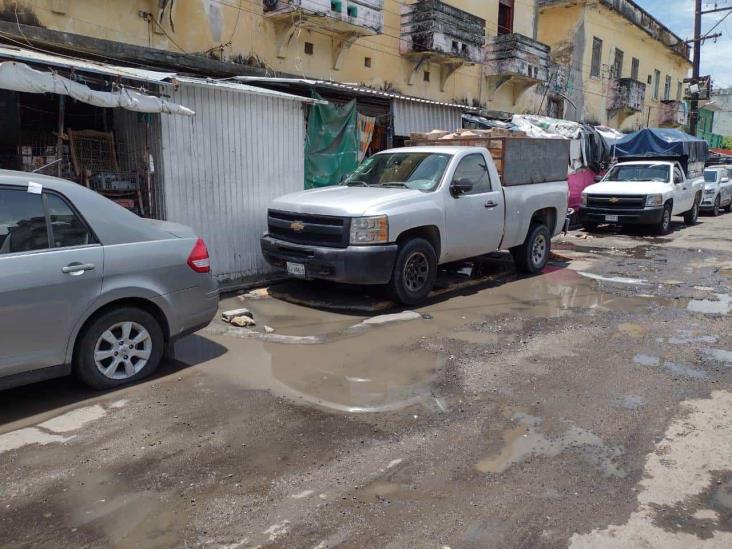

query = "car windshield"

[
  {"left": 604, "top": 164, "right": 670, "bottom": 182},
  {"left": 343, "top": 152, "right": 451, "bottom": 191},
  {"left": 704, "top": 170, "right": 718, "bottom": 183}
]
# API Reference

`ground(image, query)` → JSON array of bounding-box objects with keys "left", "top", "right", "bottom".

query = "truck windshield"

[
  {"left": 343, "top": 152, "right": 451, "bottom": 191},
  {"left": 605, "top": 164, "right": 670, "bottom": 182},
  {"left": 704, "top": 170, "right": 718, "bottom": 183}
]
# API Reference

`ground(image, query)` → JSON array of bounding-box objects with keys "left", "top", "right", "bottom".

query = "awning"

[
  {"left": 235, "top": 76, "right": 477, "bottom": 110},
  {"left": 0, "top": 61, "right": 194, "bottom": 116},
  {"left": 0, "top": 44, "right": 175, "bottom": 84},
  {"left": 392, "top": 99, "right": 464, "bottom": 136},
  {"left": 173, "top": 76, "right": 327, "bottom": 104}
]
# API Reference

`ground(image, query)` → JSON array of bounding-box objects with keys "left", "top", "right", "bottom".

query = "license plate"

[
  {"left": 605, "top": 215, "right": 619, "bottom": 222},
  {"left": 286, "top": 262, "right": 306, "bottom": 277}
]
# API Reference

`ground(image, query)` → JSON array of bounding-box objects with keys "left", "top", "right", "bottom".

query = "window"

[
  {"left": 605, "top": 164, "right": 670, "bottom": 182},
  {"left": 653, "top": 69, "right": 660, "bottom": 100},
  {"left": 674, "top": 167, "right": 683, "bottom": 184},
  {"left": 0, "top": 189, "right": 49, "bottom": 254},
  {"left": 677, "top": 81, "right": 683, "bottom": 101},
  {"left": 647, "top": 74, "right": 652, "bottom": 84},
  {"left": 423, "top": 70, "right": 430, "bottom": 82},
  {"left": 613, "top": 48, "right": 624, "bottom": 78},
  {"left": 590, "top": 37, "right": 603, "bottom": 78},
  {"left": 364, "top": 57, "right": 372, "bottom": 68},
  {"left": 46, "top": 193, "right": 94, "bottom": 248},
  {"left": 344, "top": 152, "right": 451, "bottom": 192},
  {"left": 452, "top": 154, "right": 492, "bottom": 195},
  {"left": 664, "top": 75, "right": 672, "bottom": 100},
  {"left": 631, "top": 57, "right": 639, "bottom": 80},
  {"left": 498, "top": 0, "right": 514, "bottom": 35},
  {"left": 304, "top": 42, "right": 314, "bottom": 55}
]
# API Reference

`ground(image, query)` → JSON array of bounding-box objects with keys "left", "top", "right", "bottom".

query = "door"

[
  {"left": 721, "top": 169, "right": 732, "bottom": 206},
  {"left": 444, "top": 153, "right": 506, "bottom": 261},
  {"left": 0, "top": 188, "right": 103, "bottom": 377},
  {"left": 672, "top": 165, "right": 692, "bottom": 214}
]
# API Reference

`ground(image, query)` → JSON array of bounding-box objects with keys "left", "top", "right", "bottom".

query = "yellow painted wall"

[
  {"left": 7, "top": 0, "right": 544, "bottom": 116},
  {"left": 538, "top": 0, "right": 691, "bottom": 130}
]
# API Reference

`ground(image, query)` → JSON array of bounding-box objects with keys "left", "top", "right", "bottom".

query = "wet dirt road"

[{"left": 2, "top": 214, "right": 732, "bottom": 548}]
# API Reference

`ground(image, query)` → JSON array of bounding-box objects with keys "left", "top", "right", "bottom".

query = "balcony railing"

[
  {"left": 400, "top": 0, "right": 485, "bottom": 64},
  {"left": 483, "top": 33, "right": 551, "bottom": 83},
  {"left": 608, "top": 78, "right": 646, "bottom": 113},
  {"left": 658, "top": 100, "right": 688, "bottom": 127},
  {"left": 263, "top": 0, "right": 384, "bottom": 34}
]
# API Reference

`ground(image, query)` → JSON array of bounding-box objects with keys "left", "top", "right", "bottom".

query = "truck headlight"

[
  {"left": 581, "top": 193, "right": 588, "bottom": 207},
  {"left": 704, "top": 187, "right": 716, "bottom": 195},
  {"left": 645, "top": 194, "right": 663, "bottom": 207},
  {"left": 350, "top": 215, "right": 388, "bottom": 244}
]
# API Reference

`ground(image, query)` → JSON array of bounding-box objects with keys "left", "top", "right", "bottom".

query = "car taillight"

[{"left": 187, "top": 238, "right": 210, "bottom": 273}]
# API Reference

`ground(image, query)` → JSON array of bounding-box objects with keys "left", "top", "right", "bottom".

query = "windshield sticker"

[{"left": 27, "top": 181, "right": 43, "bottom": 194}]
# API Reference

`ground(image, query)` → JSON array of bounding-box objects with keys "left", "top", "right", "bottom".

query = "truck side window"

[
  {"left": 673, "top": 168, "right": 683, "bottom": 184},
  {"left": 452, "top": 154, "right": 492, "bottom": 194}
]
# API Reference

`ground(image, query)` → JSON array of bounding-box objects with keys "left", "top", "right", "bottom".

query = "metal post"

[
  {"left": 689, "top": 0, "right": 702, "bottom": 136},
  {"left": 56, "top": 95, "right": 65, "bottom": 177}
]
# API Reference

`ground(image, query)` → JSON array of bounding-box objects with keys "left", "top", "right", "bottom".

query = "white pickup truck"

[
  {"left": 579, "top": 160, "right": 704, "bottom": 235},
  {"left": 261, "top": 146, "right": 568, "bottom": 304}
]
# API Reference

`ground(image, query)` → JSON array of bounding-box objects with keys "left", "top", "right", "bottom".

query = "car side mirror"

[
  {"left": 723, "top": 177, "right": 730, "bottom": 183},
  {"left": 450, "top": 178, "right": 474, "bottom": 197},
  {"left": 593, "top": 175, "right": 603, "bottom": 183}
]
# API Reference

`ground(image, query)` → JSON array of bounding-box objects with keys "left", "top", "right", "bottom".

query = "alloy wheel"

[
  {"left": 94, "top": 321, "right": 153, "bottom": 380},
  {"left": 531, "top": 233, "right": 547, "bottom": 267},
  {"left": 403, "top": 251, "right": 429, "bottom": 293}
]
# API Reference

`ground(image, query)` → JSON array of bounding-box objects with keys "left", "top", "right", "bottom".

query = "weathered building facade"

[
  {"left": 0, "top": 0, "right": 551, "bottom": 116},
  {"left": 537, "top": 0, "right": 691, "bottom": 131}
]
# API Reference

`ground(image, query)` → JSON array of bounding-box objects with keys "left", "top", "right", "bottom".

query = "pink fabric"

[{"left": 568, "top": 169, "right": 598, "bottom": 210}]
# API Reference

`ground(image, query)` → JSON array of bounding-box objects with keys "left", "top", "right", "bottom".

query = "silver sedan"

[{"left": 0, "top": 171, "right": 219, "bottom": 390}]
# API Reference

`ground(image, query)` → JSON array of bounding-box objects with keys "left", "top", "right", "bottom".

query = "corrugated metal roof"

[
  {"left": 0, "top": 44, "right": 176, "bottom": 84},
  {"left": 173, "top": 76, "right": 327, "bottom": 104},
  {"left": 393, "top": 100, "right": 464, "bottom": 136},
  {"left": 235, "top": 76, "right": 477, "bottom": 110}
]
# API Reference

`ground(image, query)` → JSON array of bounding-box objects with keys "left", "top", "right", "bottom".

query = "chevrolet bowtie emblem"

[
  {"left": 290, "top": 221, "right": 305, "bottom": 232},
  {"left": 608, "top": 197, "right": 620, "bottom": 203}
]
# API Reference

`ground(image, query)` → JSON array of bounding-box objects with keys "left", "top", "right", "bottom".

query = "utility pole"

[
  {"left": 688, "top": 0, "right": 732, "bottom": 136},
  {"left": 689, "top": 0, "right": 702, "bottom": 136}
]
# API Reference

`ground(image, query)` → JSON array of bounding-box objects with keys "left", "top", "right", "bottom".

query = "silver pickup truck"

[{"left": 261, "top": 146, "right": 568, "bottom": 304}]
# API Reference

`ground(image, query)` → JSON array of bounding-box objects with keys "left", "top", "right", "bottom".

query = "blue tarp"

[{"left": 614, "top": 128, "right": 708, "bottom": 164}]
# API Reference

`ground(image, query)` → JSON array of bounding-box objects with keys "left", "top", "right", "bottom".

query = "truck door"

[
  {"left": 673, "top": 165, "right": 692, "bottom": 214},
  {"left": 444, "top": 153, "right": 505, "bottom": 260}
]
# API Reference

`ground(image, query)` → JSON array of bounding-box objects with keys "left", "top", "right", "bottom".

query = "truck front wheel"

[
  {"left": 388, "top": 238, "right": 437, "bottom": 305},
  {"left": 512, "top": 223, "right": 551, "bottom": 274},
  {"left": 655, "top": 203, "right": 673, "bottom": 235}
]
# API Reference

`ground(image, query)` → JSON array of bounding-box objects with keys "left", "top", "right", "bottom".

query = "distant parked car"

[
  {"left": 701, "top": 166, "right": 732, "bottom": 216},
  {"left": 0, "top": 171, "right": 218, "bottom": 390}
]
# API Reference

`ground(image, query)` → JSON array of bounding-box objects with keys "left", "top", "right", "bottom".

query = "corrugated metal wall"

[
  {"left": 159, "top": 84, "right": 306, "bottom": 282},
  {"left": 392, "top": 99, "right": 464, "bottom": 136}
]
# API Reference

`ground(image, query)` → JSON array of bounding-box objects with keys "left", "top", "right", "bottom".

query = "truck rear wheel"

[
  {"left": 512, "top": 223, "right": 551, "bottom": 274},
  {"left": 388, "top": 238, "right": 437, "bottom": 305},
  {"left": 683, "top": 197, "right": 700, "bottom": 225},
  {"left": 712, "top": 195, "right": 721, "bottom": 217}
]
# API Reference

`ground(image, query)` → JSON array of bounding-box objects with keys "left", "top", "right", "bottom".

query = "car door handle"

[
  {"left": 62, "top": 263, "right": 96, "bottom": 274},
  {"left": 484, "top": 201, "right": 498, "bottom": 209}
]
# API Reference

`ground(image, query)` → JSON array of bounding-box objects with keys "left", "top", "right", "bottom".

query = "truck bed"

[{"left": 407, "top": 133, "right": 570, "bottom": 186}]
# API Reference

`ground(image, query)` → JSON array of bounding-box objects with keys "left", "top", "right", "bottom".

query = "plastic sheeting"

[
  {"left": 0, "top": 61, "right": 194, "bottom": 116},
  {"left": 614, "top": 128, "right": 708, "bottom": 162},
  {"left": 304, "top": 92, "right": 359, "bottom": 189}
]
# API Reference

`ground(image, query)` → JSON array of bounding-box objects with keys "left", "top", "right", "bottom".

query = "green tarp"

[{"left": 304, "top": 92, "right": 359, "bottom": 189}]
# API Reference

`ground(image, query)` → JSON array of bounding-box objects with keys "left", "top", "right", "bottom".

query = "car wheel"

[
  {"left": 726, "top": 201, "right": 732, "bottom": 213},
  {"left": 388, "top": 238, "right": 437, "bottom": 305},
  {"left": 683, "top": 197, "right": 700, "bottom": 225},
  {"left": 655, "top": 203, "right": 673, "bottom": 236},
  {"left": 75, "top": 307, "right": 164, "bottom": 390},
  {"left": 712, "top": 195, "right": 721, "bottom": 217},
  {"left": 513, "top": 223, "right": 551, "bottom": 274}
]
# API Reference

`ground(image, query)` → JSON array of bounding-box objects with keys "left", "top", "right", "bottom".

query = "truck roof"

[
  {"left": 379, "top": 145, "right": 479, "bottom": 155},
  {"left": 615, "top": 160, "right": 677, "bottom": 166}
]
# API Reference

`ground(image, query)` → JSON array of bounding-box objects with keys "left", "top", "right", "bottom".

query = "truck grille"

[
  {"left": 587, "top": 195, "right": 646, "bottom": 210},
  {"left": 267, "top": 210, "right": 350, "bottom": 248}
]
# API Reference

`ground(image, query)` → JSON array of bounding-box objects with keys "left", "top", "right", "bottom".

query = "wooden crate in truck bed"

[{"left": 407, "top": 134, "right": 569, "bottom": 186}]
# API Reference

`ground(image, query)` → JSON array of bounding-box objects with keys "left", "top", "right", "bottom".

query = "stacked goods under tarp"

[
  {"left": 407, "top": 128, "right": 570, "bottom": 186},
  {"left": 613, "top": 128, "right": 709, "bottom": 179}
]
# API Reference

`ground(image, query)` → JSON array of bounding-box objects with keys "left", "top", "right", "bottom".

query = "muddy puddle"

[{"left": 178, "top": 269, "right": 680, "bottom": 415}]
